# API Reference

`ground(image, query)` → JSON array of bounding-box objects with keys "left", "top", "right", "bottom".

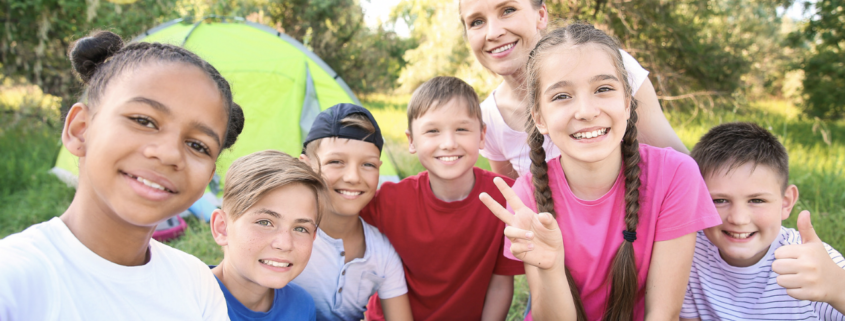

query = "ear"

[
  {"left": 210, "top": 209, "right": 230, "bottom": 246},
  {"left": 62, "top": 103, "right": 91, "bottom": 157},
  {"left": 531, "top": 110, "right": 549, "bottom": 135},
  {"left": 299, "top": 153, "right": 310, "bottom": 164},
  {"left": 536, "top": 3, "right": 549, "bottom": 30},
  {"left": 406, "top": 130, "right": 417, "bottom": 154},
  {"left": 781, "top": 184, "right": 799, "bottom": 221},
  {"left": 479, "top": 122, "right": 487, "bottom": 150}
]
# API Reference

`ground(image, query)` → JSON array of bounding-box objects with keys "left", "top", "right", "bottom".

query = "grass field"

[{"left": 1, "top": 93, "right": 843, "bottom": 320}]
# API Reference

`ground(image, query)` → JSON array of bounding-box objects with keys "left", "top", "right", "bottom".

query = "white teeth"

[
  {"left": 727, "top": 232, "right": 753, "bottom": 239},
  {"left": 136, "top": 176, "right": 166, "bottom": 191},
  {"left": 491, "top": 43, "right": 515, "bottom": 54},
  {"left": 573, "top": 128, "right": 608, "bottom": 140},
  {"left": 438, "top": 156, "right": 460, "bottom": 162},
  {"left": 338, "top": 190, "right": 362, "bottom": 196},
  {"left": 260, "top": 259, "right": 290, "bottom": 268}
]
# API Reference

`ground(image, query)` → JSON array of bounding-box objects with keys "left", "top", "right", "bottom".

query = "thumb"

[
  {"left": 797, "top": 210, "right": 820, "bottom": 244},
  {"left": 537, "top": 212, "right": 558, "bottom": 231}
]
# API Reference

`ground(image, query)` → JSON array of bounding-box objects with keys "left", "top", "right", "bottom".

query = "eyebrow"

[
  {"left": 544, "top": 81, "right": 570, "bottom": 95},
  {"left": 254, "top": 208, "right": 317, "bottom": 226},
  {"left": 543, "top": 74, "right": 621, "bottom": 95},
  {"left": 710, "top": 192, "right": 774, "bottom": 198},
  {"left": 591, "top": 74, "right": 619, "bottom": 83},
  {"left": 191, "top": 120, "right": 222, "bottom": 148}
]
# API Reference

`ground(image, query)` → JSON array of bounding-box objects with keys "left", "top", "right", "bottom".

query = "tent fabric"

[{"left": 52, "top": 17, "right": 400, "bottom": 192}]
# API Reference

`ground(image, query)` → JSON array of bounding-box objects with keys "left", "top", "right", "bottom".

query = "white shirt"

[
  {"left": 479, "top": 49, "right": 650, "bottom": 177},
  {"left": 0, "top": 217, "right": 229, "bottom": 321},
  {"left": 291, "top": 218, "right": 407, "bottom": 321},
  {"left": 681, "top": 228, "right": 845, "bottom": 320}
]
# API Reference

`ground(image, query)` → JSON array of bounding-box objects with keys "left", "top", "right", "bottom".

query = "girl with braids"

[
  {"left": 0, "top": 30, "right": 245, "bottom": 320},
  {"left": 480, "top": 23, "right": 721, "bottom": 320},
  {"left": 460, "top": 0, "right": 688, "bottom": 180}
]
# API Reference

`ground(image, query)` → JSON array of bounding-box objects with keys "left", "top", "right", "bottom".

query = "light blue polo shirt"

[{"left": 291, "top": 218, "right": 407, "bottom": 321}]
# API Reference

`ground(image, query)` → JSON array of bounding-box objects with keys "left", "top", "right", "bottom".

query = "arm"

[
  {"left": 489, "top": 159, "right": 519, "bottom": 180},
  {"left": 633, "top": 80, "right": 688, "bottom": 154},
  {"left": 481, "top": 274, "right": 514, "bottom": 321},
  {"left": 644, "top": 232, "right": 696, "bottom": 321},
  {"left": 381, "top": 294, "right": 413, "bottom": 321}
]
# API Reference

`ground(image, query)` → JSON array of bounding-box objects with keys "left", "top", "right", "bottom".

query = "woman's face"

[{"left": 461, "top": 0, "right": 548, "bottom": 78}]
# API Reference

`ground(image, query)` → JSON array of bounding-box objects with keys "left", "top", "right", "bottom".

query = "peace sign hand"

[{"left": 480, "top": 177, "right": 565, "bottom": 270}]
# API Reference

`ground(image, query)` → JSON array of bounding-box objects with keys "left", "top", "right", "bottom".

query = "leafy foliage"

[{"left": 792, "top": 0, "right": 845, "bottom": 118}]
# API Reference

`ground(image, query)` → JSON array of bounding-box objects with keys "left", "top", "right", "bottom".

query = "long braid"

[{"left": 603, "top": 98, "right": 642, "bottom": 321}]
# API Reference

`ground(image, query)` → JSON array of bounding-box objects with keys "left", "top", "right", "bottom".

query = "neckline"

[
  {"left": 489, "top": 89, "right": 527, "bottom": 135},
  {"left": 316, "top": 217, "right": 372, "bottom": 263},
  {"left": 550, "top": 157, "right": 625, "bottom": 205},
  {"left": 420, "top": 168, "right": 484, "bottom": 211},
  {"left": 215, "top": 274, "right": 280, "bottom": 317}
]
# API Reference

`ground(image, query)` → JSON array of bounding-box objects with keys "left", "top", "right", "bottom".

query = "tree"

[{"left": 792, "top": 0, "right": 845, "bottom": 118}]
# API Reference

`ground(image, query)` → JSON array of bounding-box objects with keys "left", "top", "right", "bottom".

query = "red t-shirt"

[{"left": 361, "top": 167, "right": 525, "bottom": 321}]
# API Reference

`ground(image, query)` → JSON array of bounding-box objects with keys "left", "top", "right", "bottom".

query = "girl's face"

[
  {"left": 64, "top": 62, "right": 227, "bottom": 227},
  {"left": 461, "top": 0, "right": 548, "bottom": 78},
  {"left": 533, "top": 43, "right": 630, "bottom": 166}
]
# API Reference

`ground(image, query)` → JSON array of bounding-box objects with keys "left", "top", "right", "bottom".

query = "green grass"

[{"left": 2, "top": 94, "right": 844, "bottom": 320}]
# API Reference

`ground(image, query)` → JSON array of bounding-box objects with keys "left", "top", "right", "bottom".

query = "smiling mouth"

[
  {"left": 436, "top": 156, "right": 461, "bottom": 162},
  {"left": 336, "top": 189, "right": 364, "bottom": 196},
  {"left": 122, "top": 171, "right": 176, "bottom": 193},
  {"left": 571, "top": 128, "right": 609, "bottom": 140},
  {"left": 723, "top": 231, "right": 756, "bottom": 239},
  {"left": 489, "top": 41, "right": 517, "bottom": 54},
  {"left": 259, "top": 259, "right": 291, "bottom": 268}
]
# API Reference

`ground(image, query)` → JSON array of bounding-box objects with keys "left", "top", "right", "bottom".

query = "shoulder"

[
  {"left": 149, "top": 241, "right": 219, "bottom": 291},
  {"left": 0, "top": 219, "right": 62, "bottom": 280},
  {"left": 476, "top": 167, "right": 514, "bottom": 186},
  {"left": 377, "top": 171, "right": 426, "bottom": 196},
  {"left": 639, "top": 144, "right": 700, "bottom": 179}
]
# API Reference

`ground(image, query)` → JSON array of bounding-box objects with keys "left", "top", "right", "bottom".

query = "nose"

[
  {"left": 342, "top": 163, "right": 362, "bottom": 184},
  {"left": 573, "top": 96, "right": 600, "bottom": 121},
  {"left": 143, "top": 132, "right": 186, "bottom": 170},
  {"left": 272, "top": 230, "right": 293, "bottom": 252},
  {"left": 486, "top": 17, "right": 505, "bottom": 41},
  {"left": 439, "top": 131, "right": 458, "bottom": 150},
  {"left": 725, "top": 204, "right": 752, "bottom": 226}
]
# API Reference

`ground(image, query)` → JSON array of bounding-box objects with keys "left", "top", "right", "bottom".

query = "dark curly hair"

[{"left": 68, "top": 30, "right": 244, "bottom": 150}]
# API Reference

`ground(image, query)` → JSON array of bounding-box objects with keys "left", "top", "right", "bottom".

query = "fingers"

[
  {"left": 509, "top": 241, "right": 534, "bottom": 257},
  {"left": 504, "top": 225, "right": 534, "bottom": 241},
  {"left": 492, "top": 177, "right": 528, "bottom": 212},
  {"left": 771, "top": 258, "right": 800, "bottom": 275},
  {"left": 774, "top": 245, "right": 802, "bottom": 260},
  {"left": 797, "top": 211, "right": 821, "bottom": 244},
  {"left": 537, "top": 212, "right": 559, "bottom": 231},
  {"left": 776, "top": 274, "right": 806, "bottom": 289},
  {"left": 479, "top": 192, "right": 513, "bottom": 226}
]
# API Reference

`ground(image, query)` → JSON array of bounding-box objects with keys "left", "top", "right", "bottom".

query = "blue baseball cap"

[{"left": 303, "top": 103, "right": 384, "bottom": 153}]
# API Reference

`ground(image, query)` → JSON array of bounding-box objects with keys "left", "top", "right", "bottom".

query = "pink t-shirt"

[{"left": 504, "top": 144, "right": 721, "bottom": 321}]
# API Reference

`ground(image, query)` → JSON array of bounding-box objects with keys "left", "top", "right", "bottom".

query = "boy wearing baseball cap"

[{"left": 292, "top": 103, "right": 412, "bottom": 321}]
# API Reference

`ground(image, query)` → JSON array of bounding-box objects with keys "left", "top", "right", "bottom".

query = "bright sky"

[{"left": 360, "top": 0, "right": 411, "bottom": 37}]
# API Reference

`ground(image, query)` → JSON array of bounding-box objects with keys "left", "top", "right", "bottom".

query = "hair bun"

[
  {"left": 69, "top": 31, "right": 124, "bottom": 84},
  {"left": 223, "top": 102, "right": 246, "bottom": 149}
]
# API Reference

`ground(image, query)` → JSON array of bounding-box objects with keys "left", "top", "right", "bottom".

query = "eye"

[
  {"left": 470, "top": 19, "right": 483, "bottom": 27},
  {"left": 457, "top": 127, "right": 469, "bottom": 132},
  {"left": 596, "top": 86, "right": 614, "bottom": 94},
  {"left": 749, "top": 199, "right": 766, "bottom": 204},
  {"left": 551, "top": 93, "right": 571, "bottom": 102},
  {"left": 256, "top": 219, "right": 272, "bottom": 227},
  {"left": 503, "top": 7, "right": 516, "bottom": 15},
  {"left": 713, "top": 199, "right": 728, "bottom": 204},
  {"left": 294, "top": 226, "right": 309, "bottom": 233},
  {"left": 325, "top": 159, "right": 342, "bottom": 165},
  {"left": 425, "top": 129, "right": 439, "bottom": 134},
  {"left": 187, "top": 141, "right": 211, "bottom": 155},
  {"left": 130, "top": 116, "right": 157, "bottom": 129},
  {"left": 364, "top": 162, "right": 378, "bottom": 169}
]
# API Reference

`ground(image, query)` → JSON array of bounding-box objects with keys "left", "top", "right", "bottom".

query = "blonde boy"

[
  {"left": 361, "top": 76, "right": 524, "bottom": 321},
  {"left": 210, "top": 150, "right": 328, "bottom": 321},
  {"left": 682, "top": 122, "right": 845, "bottom": 320}
]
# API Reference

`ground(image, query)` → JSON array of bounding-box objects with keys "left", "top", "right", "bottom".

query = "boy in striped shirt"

[{"left": 682, "top": 122, "right": 845, "bottom": 320}]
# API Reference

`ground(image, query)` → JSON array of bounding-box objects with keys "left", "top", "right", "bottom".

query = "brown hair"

[
  {"left": 691, "top": 122, "right": 789, "bottom": 190},
  {"left": 68, "top": 30, "right": 244, "bottom": 150},
  {"left": 222, "top": 150, "right": 329, "bottom": 225},
  {"left": 407, "top": 76, "right": 483, "bottom": 132},
  {"left": 303, "top": 113, "right": 379, "bottom": 164},
  {"left": 524, "top": 23, "right": 641, "bottom": 321}
]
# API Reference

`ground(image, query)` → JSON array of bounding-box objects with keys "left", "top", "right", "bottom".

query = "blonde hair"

[
  {"left": 222, "top": 150, "right": 329, "bottom": 225},
  {"left": 406, "top": 76, "right": 483, "bottom": 132},
  {"left": 524, "top": 22, "right": 641, "bottom": 321}
]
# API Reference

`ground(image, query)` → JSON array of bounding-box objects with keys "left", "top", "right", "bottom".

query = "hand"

[
  {"left": 479, "top": 177, "right": 564, "bottom": 270},
  {"left": 773, "top": 211, "right": 845, "bottom": 305}
]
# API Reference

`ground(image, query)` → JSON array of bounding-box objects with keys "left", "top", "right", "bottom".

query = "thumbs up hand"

[
  {"left": 480, "top": 177, "right": 565, "bottom": 270},
  {"left": 773, "top": 211, "right": 845, "bottom": 310}
]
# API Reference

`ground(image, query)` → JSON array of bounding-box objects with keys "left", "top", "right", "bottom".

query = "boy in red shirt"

[{"left": 362, "top": 76, "right": 524, "bottom": 320}]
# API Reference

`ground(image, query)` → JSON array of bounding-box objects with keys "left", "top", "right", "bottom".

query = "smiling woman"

[{"left": 0, "top": 30, "right": 244, "bottom": 320}]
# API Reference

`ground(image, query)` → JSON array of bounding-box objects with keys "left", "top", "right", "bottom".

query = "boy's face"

[
  {"left": 212, "top": 184, "right": 319, "bottom": 289},
  {"left": 407, "top": 97, "right": 486, "bottom": 183},
  {"left": 305, "top": 138, "right": 381, "bottom": 217},
  {"left": 703, "top": 162, "right": 798, "bottom": 267}
]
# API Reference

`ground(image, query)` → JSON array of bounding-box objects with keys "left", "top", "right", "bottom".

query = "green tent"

[{"left": 52, "top": 16, "right": 400, "bottom": 193}]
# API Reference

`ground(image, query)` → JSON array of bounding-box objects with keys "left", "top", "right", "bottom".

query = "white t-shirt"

[
  {"left": 291, "top": 218, "right": 406, "bottom": 321},
  {"left": 0, "top": 217, "right": 229, "bottom": 321},
  {"left": 479, "top": 49, "right": 650, "bottom": 177},
  {"left": 681, "top": 228, "right": 845, "bottom": 320}
]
